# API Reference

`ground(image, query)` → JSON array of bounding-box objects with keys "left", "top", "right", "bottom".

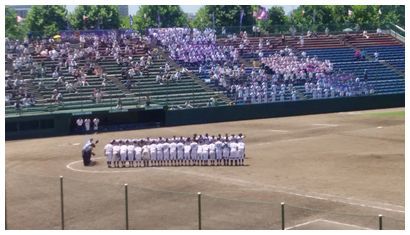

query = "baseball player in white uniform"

[
  {"left": 149, "top": 141, "right": 157, "bottom": 167},
  {"left": 222, "top": 142, "right": 230, "bottom": 166},
  {"left": 113, "top": 141, "right": 121, "bottom": 168},
  {"left": 176, "top": 138, "right": 184, "bottom": 166},
  {"left": 163, "top": 139, "right": 170, "bottom": 166},
  {"left": 215, "top": 138, "right": 223, "bottom": 166},
  {"left": 104, "top": 140, "right": 114, "bottom": 167},
  {"left": 93, "top": 117, "right": 100, "bottom": 131},
  {"left": 197, "top": 141, "right": 203, "bottom": 166},
  {"left": 202, "top": 141, "right": 209, "bottom": 166},
  {"left": 134, "top": 141, "right": 143, "bottom": 167},
  {"left": 237, "top": 139, "right": 245, "bottom": 166},
  {"left": 84, "top": 118, "right": 91, "bottom": 132},
  {"left": 156, "top": 139, "right": 164, "bottom": 166},
  {"left": 142, "top": 141, "right": 150, "bottom": 167},
  {"left": 169, "top": 140, "right": 177, "bottom": 166},
  {"left": 120, "top": 141, "right": 128, "bottom": 167},
  {"left": 183, "top": 139, "right": 192, "bottom": 166},
  {"left": 190, "top": 139, "right": 198, "bottom": 166},
  {"left": 76, "top": 118, "right": 84, "bottom": 133},
  {"left": 209, "top": 140, "right": 216, "bottom": 166},
  {"left": 229, "top": 140, "right": 238, "bottom": 166},
  {"left": 127, "top": 140, "right": 135, "bottom": 167}
]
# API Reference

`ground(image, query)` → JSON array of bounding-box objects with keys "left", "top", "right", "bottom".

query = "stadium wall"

[
  {"left": 5, "top": 94, "right": 404, "bottom": 140},
  {"left": 164, "top": 94, "right": 405, "bottom": 126},
  {"left": 5, "top": 108, "right": 165, "bottom": 140}
]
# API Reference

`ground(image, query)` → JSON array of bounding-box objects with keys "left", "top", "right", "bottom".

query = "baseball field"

[{"left": 5, "top": 107, "right": 405, "bottom": 230}]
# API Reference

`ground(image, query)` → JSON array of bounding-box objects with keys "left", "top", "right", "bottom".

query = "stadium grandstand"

[{"left": 5, "top": 10, "right": 405, "bottom": 139}]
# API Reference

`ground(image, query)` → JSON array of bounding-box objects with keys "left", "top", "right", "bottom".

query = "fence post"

[
  {"left": 198, "top": 192, "right": 202, "bottom": 230},
  {"left": 281, "top": 202, "right": 285, "bottom": 230},
  {"left": 379, "top": 214, "right": 383, "bottom": 230},
  {"left": 5, "top": 188, "right": 7, "bottom": 230},
  {"left": 60, "top": 176, "right": 64, "bottom": 230},
  {"left": 125, "top": 184, "right": 129, "bottom": 230}
]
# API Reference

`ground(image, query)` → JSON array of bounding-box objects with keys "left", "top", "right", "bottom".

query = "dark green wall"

[
  {"left": 5, "top": 94, "right": 404, "bottom": 140},
  {"left": 5, "top": 113, "right": 72, "bottom": 140},
  {"left": 164, "top": 94, "right": 405, "bottom": 126}
]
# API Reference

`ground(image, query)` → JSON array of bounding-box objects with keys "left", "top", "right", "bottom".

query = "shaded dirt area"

[{"left": 5, "top": 108, "right": 404, "bottom": 230}]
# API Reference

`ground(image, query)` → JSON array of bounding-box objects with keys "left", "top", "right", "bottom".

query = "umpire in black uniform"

[{"left": 82, "top": 138, "right": 98, "bottom": 166}]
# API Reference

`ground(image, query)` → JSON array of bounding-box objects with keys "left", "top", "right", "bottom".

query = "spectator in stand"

[
  {"left": 376, "top": 28, "right": 382, "bottom": 36},
  {"left": 374, "top": 51, "right": 379, "bottom": 62},
  {"left": 360, "top": 49, "right": 367, "bottom": 60},
  {"left": 362, "top": 30, "right": 369, "bottom": 39},
  {"left": 325, "top": 27, "right": 329, "bottom": 36},
  {"left": 354, "top": 49, "right": 361, "bottom": 61},
  {"left": 116, "top": 98, "right": 123, "bottom": 110}
]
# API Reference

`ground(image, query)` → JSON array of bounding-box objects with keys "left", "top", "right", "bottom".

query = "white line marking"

[
  {"left": 72, "top": 143, "right": 80, "bottom": 145},
  {"left": 377, "top": 126, "right": 383, "bottom": 129},
  {"left": 66, "top": 158, "right": 405, "bottom": 214},
  {"left": 312, "top": 123, "right": 339, "bottom": 127},
  {"left": 318, "top": 219, "right": 372, "bottom": 230},
  {"left": 285, "top": 219, "right": 322, "bottom": 230},
  {"left": 66, "top": 157, "right": 146, "bottom": 173},
  {"left": 286, "top": 219, "right": 372, "bottom": 230},
  {"left": 269, "top": 129, "right": 289, "bottom": 133}
]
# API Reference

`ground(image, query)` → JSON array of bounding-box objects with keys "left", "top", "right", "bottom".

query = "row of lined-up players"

[{"left": 103, "top": 134, "right": 246, "bottom": 168}]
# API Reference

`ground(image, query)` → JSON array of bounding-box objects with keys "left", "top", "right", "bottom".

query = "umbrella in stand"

[{"left": 343, "top": 28, "right": 353, "bottom": 33}]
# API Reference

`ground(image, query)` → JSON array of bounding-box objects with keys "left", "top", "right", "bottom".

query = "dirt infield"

[{"left": 5, "top": 108, "right": 405, "bottom": 230}]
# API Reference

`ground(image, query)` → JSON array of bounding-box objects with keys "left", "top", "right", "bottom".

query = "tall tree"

[
  {"left": 290, "top": 5, "right": 405, "bottom": 32},
  {"left": 191, "top": 5, "right": 256, "bottom": 30},
  {"left": 5, "top": 6, "right": 28, "bottom": 39},
  {"left": 25, "top": 5, "right": 68, "bottom": 37},
  {"left": 259, "top": 6, "right": 288, "bottom": 34},
  {"left": 133, "top": 5, "right": 188, "bottom": 31},
  {"left": 69, "top": 5, "right": 120, "bottom": 30}
]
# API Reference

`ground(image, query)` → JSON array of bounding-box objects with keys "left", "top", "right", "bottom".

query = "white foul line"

[
  {"left": 66, "top": 158, "right": 405, "bottom": 214},
  {"left": 269, "top": 129, "right": 289, "bottom": 133},
  {"left": 285, "top": 219, "right": 322, "bottom": 230},
  {"left": 285, "top": 219, "right": 372, "bottom": 230},
  {"left": 312, "top": 123, "right": 339, "bottom": 127}
]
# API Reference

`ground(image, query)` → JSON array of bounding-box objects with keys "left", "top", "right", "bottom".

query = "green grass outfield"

[{"left": 368, "top": 110, "right": 405, "bottom": 118}]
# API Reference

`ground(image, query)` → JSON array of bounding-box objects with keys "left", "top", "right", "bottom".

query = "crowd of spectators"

[
  {"left": 149, "top": 28, "right": 239, "bottom": 67},
  {"left": 6, "top": 31, "right": 149, "bottom": 109}
]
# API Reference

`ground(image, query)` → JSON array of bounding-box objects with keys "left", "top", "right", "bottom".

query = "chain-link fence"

[{"left": 4, "top": 175, "right": 405, "bottom": 230}]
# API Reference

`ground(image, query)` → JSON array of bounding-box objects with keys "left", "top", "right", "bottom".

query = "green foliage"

[
  {"left": 25, "top": 5, "right": 67, "bottom": 37},
  {"left": 5, "top": 6, "right": 28, "bottom": 39},
  {"left": 192, "top": 5, "right": 255, "bottom": 29},
  {"left": 133, "top": 5, "right": 188, "bottom": 31},
  {"left": 259, "top": 6, "right": 288, "bottom": 34},
  {"left": 289, "top": 5, "right": 405, "bottom": 32},
  {"left": 69, "top": 5, "right": 120, "bottom": 30},
  {"left": 190, "top": 7, "right": 211, "bottom": 29}
]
